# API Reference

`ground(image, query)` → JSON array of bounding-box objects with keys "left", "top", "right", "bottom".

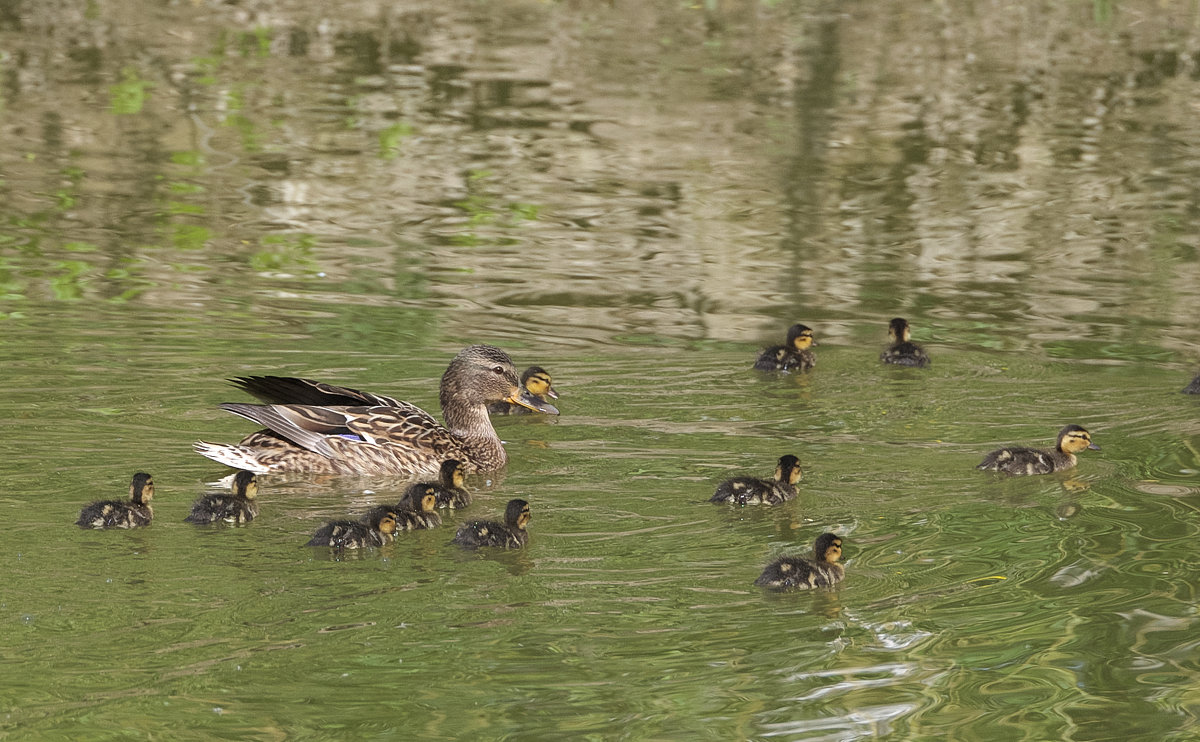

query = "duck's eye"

[{"left": 492, "top": 366, "right": 505, "bottom": 375}]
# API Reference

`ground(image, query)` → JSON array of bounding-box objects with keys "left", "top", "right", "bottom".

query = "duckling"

[
  {"left": 184, "top": 471, "right": 259, "bottom": 524},
  {"left": 976, "top": 424, "right": 1099, "bottom": 475},
  {"left": 710, "top": 455, "right": 802, "bottom": 505},
  {"left": 452, "top": 498, "right": 530, "bottom": 549},
  {"left": 489, "top": 366, "right": 559, "bottom": 415},
  {"left": 754, "top": 324, "right": 816, "bottom": 372},
  {"left": 755, "top": 533, "right": 845, "bottom": 590},
  {"left": 306, "top": 506, "right": 398, "bottom": 549},
  {"left": 880, "top": 317, "right": 930, "bottom": 368},
  {"left": 1183, "top": 372, "right": 1200, "bottom": 394},
  {"left": 391, "top": 488, "right": 443, "bottom": 531},
  {"left": 76, "top": 472, "right": 155, "bottom": 529},
  {"left": 403, "top": 459, "right": 471, "bottom": 510}
]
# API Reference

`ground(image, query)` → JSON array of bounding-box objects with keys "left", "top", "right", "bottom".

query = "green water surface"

[{"left": 3, "top": 1, "right": 1200, "bottom": 739}]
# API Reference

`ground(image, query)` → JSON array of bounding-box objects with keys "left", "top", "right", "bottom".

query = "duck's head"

[
  {"left": 366, "top": 506, "right": 399, "bottom": 536},
  {"left": 887, "top": 318, "right": 911, "bottom": 343},
  {"left": 232, "top": 470, "right": 258, "bottom": 500},
  {"left": 775, "top": 455, "right": 803, "bottom": 486},
  {"left": 439, "top": 459, "right": 466, "bottom": 490},
  {"left": 417, "top": 490, "right": 438, "bottom": 513},
  {"left": 130, "top": 472, "right": 154, "bottom": 504},
  {"left": 1057, "top": 425, "right": 1099, "bottom": 454},
  {"left": 442, "top": 345, "right": 558, "bottom": 415},
  {"left": 786, "top": 324, "right": 816, "bottom": 351},
  {"left": 814, "top": 532, "right": 843, "bottom": 564},
  {"left": 521, "top": 366, "right": 559, "bottom": 401},
  {"left": 505, "top": 498, "right": 531, "bottom": 531}
]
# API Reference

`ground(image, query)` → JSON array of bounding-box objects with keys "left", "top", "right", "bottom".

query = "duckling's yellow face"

[
  {"left": 1060, "top": 428, "right": 1098, "bottom": 454},
  {"left": 824, "top": 538, "right": 843, "bottom": 563},
  {"left": 525, "top": 372, "right": 556, "bottom": 399},
  {"left": 792, "top": 330, "right": 815, "bottom": 351},
  {"left": 421, "top": 493, "right": 437, "bottom": 512},
  {"left": 775, "top": 456, "right": 802, "bottom": 485},
  {"left": 235, "top": 472, "right": 258, "bottom": 500},
  {"left": 132, "top": 476, "right": 154, "bottom": 503},
  {"left": 888, "top": 321, "right": 911, "bottom": 343},
  {"left": 775, "top": 462, "right": 804, "bottom": 485},
  {"left": 517, "top": 505, "right": 532, "bottom": 530},
  {"left": 451, "top": 468, "right": 466, "bottom": 490},
  {"left": 378, "top": 513, "right": 398, "bottom": 536}
]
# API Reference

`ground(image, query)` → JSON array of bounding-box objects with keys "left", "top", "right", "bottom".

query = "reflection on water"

[{"left": 4, "top": 0, "right": 1200, "bottom": 739}]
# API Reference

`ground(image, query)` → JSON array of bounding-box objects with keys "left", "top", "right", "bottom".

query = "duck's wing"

[
  {"left": 230, "top": 376, "right": 406, "bottom": 408},
  {"left": 219, "top": 403, "right": 453, "bottom": 457}
]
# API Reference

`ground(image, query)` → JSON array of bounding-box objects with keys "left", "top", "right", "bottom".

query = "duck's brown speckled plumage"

[
  {"left": 185, "top": 471, "right": 259, "bottom": 524},
  {"left": 880, "top": 317, "right": 930, "bottom": 368},
  {"left": 710, "top": 455, "right": 802, "bottom": 505},
  {"left": 755, "top": 533, "right": 845, "bottom": 590},
  {"left": 452, "top": 499, "right": 530, "bottom": 549},
  {"left": 76, "top": 473, "right": 155, "bottom": 529},
  {"left": 194, "top": 345, "right": 557, "bottom": 477},
  {"left": 976, "top": 424, "right": 1099, "bottom": 476},
  {"left": 754, "top": 324, "right": 816, "bottom": 372}
]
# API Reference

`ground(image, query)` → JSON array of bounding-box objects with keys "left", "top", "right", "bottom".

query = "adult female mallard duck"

[
  {"left": 452, "top": 498, "right": 530, "bottom": 549},
  {"left": 880, "top": 317, "right": 930, "bottom": 368},
  {"left": 754, "top": 324, "right": 816, "bottom": 372},
  {"left": 755, "top": 533, "right": 845, "bottom": 590},
  {"left": 710, "top": 455, "right": 802, "bottom": 505},
  {"left": 976, "top": 424, "right": 1099, "bottom": 475},
  {"left": 193, "top": 345, "right": 559, "bottom": 477},
  {"left": 489, "top": 366, "right": 558, "bottom": 415},
  {"left": 185, "top": 470, "right": 259, "bottom": 524},
  {"left": 306, "top": 506, "right": 398, "bottom": 549},
  {"left": 402, "top": 459, "right": 471, "bottom": 510},
  {"left": 76, "top": 473, "right": 155, "bottom": 529},
  {"left": 1184, "top": 372, "right": 1200, "bottom": 394},
  {"left": 391, "top": 487, "right": 443, "bottom": 531}
]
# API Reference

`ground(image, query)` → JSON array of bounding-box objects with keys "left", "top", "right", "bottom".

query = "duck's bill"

[
  {"left": 546, "top": 386, "right": 560, "bottom": 400},
  {"left": 510, "top": 390, "right": 559, "bottom": 415},
  {"left": 1088, "top": 442, "right": 1101, "bottom": 450}
]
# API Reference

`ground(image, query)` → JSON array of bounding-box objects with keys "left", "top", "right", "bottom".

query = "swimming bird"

[
  {"left": 184, "top": 471, "right": 259, "bottom": 524},
  {"left": 193, "top": 345, "right": 559, "bottom": 477},
  {"left": 76, "top": 473, "right": 155, "bottom": 529},
  {"left": 489, "top": 366, "right": 559, "bottom": 415},
  {"left": 452, "top": 499, "right": 530, "bottom": 549},
  {"left": 754, "top": 324, "right": 816, "bottom": 372},
  {"left": 709, "top": 455, "right": 802, "bottom": 505},
  {"left": 976, "top": 424, "right": 1099, "bottom": 475},
  {"left": 1184, "top": 372, "right": 1200, "bottom": 394},
  {"left": 402, "top": 459, "right": 471, "bottom": 510},
  {"left": 880, "top": 317, "right": 930, "bottom": 368},
  {"left": 391, "top": 487, "right": 443, "bottom": 531},
  {"left": 755, "top": 533, "right": 845, "bottom": 590},
  {"left": 306, "top": 506, "right": 398, "bottom": 549}
]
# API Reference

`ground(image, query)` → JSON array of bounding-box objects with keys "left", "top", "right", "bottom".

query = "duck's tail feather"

[{"left": 193, "top": 441, "right": 273, "bottom": 474}]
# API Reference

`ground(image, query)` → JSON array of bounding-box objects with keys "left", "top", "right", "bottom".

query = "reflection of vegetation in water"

[
  {"left": 250, "top": 233, "right": 318, "bottom": 274},
  {"left": 221, "top": 85, "right": 262, "bottom": 152},
  {"left": 452, "top": 170, "right": 541, "bottom": 246},
  {"left": 378, "top": 121, "right": 414, "bottom": 160},
  {"left": 109, "top": 67, "right": 150, "bottom": 115}
]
